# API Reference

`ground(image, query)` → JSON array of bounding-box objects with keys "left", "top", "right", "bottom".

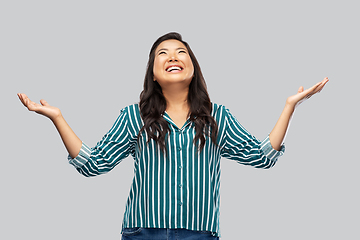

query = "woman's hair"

[{"left": 138, "top": 32, "right": 218, "bottom": 155}]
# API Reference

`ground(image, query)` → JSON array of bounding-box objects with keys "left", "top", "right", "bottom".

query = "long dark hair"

[{"left": 138, "top": 32, "right": 218, "bottom": 154}]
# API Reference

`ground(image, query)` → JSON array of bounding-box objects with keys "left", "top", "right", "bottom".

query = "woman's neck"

[{"left": 162, "top": 86, "right": 189, "bottom": 112}]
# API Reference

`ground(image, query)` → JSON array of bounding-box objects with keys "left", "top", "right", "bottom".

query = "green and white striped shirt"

[{"left": 68, "top": 103, "right": 285, "bottom": 237}]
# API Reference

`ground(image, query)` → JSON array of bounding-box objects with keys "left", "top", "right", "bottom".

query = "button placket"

[{"left": 177, "top": 129, "right": 183, "bottom": 208}]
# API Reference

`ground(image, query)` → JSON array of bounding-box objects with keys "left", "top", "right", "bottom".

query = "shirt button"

[
  {"left": 178, "top": 184, "right": 182, "bottom": 188},
  {"left": 177, "top": 147, "right": 182, "bottom": 151},
  {"left": 178, "top": 165, "right": 182, "bottom": 169},
  {"left": 179, "top": 202, "right": 183, "bottom": 206}
]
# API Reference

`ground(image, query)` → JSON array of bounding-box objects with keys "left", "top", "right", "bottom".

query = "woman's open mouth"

[{"left": 166, "top": 65, "right": 183, "bottom": 73}]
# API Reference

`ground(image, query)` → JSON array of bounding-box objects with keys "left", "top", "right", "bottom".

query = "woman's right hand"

[{"left": 17, "top": 93, "right": 62, "bottom": 121}]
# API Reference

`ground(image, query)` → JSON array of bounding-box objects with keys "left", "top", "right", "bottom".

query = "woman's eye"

[
  {"left": 179, "top": 50, "right": 186, "bottom": 54},
  {"left": 159, "top": 51, "right": 166, "bottom": 55}
]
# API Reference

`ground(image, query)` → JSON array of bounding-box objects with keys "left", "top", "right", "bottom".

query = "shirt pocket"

[{"left": 122, "top": 227, "right": 143, "bottom": 236}]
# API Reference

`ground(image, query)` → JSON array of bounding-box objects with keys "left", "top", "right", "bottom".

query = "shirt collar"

[{"left": 163, "top": 111, "right": 192, "bottom": 130}]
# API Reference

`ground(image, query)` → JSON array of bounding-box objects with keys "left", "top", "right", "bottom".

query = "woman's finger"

[
  {"left": 40, "top": 99, "right": 49, "bottom": 107},
  {"left": 312, "top": 79, "right": 328, "bottom": 94},
  {"left": 18, "top": 93, "right": 28, "bottom": 107},
  {"left": 306, "top": 81, "right": 324, "bottom": 94},
  {"left": 304, "top": 78, "right": 328, "bottom": 99},
  {"left": 23, "top": 95, "right": 33, "bottom": 109},
  {"left": 18, "top": 93, "right": 40, "bottom": 111}
]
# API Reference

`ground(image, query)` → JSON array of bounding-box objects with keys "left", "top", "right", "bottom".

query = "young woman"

[{"left": 18, "top": 32, "right": 328, "bottom": 240}]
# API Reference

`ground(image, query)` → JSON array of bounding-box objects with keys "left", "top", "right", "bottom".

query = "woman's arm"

[
  {"left": 269, "top": 77, "right": 329, "bottom": 150},
  {"left": 17, "top": 93, "right": 82, "bottom": 158}
]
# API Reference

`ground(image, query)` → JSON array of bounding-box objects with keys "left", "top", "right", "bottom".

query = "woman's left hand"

[{"left": 286, "top": 77, "right": 329, "bottom": 109}]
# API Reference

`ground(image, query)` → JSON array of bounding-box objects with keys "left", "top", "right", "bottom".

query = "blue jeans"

[{"left": 121, "top": 227, "right": 220, "bottom": 240}]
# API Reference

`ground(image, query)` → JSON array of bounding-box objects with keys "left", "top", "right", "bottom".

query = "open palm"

[
  {"left": 17, "top": 93, "right": 61, "bottom": 120},
  {"left": 287, "top": 77, "right": 329, "bottom": 108}
]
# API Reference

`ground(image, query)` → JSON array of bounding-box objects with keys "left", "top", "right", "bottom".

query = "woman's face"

[{"left": 153, "top": 39, "right": 194, "bottom": 89}]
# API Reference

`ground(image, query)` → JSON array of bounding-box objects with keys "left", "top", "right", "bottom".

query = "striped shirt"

[{"left": 68, "top": 103, "right": 285, "bottom": 237}]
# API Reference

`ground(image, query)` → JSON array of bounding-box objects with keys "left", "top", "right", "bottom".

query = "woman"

[{"left": 18, "top": 32, "right": 328, "bottom": 239}]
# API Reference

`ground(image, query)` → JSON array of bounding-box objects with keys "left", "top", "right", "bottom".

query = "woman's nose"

[{"left": 168, "top": 55, "right": 178, "bottom": 62}]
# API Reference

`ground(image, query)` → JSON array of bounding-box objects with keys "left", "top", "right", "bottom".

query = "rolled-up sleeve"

[
  {"left": 67, "top": 108, "right": 132, "bottom": 177},
  {"left": 220, "top": 108, "right": 285, "bottom": 169}
]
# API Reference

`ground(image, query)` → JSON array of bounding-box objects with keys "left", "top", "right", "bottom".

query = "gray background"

[{"left": 1, "top": 0, "right": 359, "bottom": 239}]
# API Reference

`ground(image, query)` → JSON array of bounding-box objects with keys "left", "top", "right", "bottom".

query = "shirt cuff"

[
  {"left": 260, "top": 135, "right": 285, "bottom": 161},
  {"left": 67, "top": 142, "right": 92, "bottom": 168}
]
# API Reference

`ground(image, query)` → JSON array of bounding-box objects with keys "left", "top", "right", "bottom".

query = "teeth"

[{"left": 167, "top": 66, "right": 182, "bottom": 72}]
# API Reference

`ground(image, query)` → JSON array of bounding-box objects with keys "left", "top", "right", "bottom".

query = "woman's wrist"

[
  {"left": 50, "top": 111, "right": 64, "bottom": 125},
  {"left": 284, "top": 100, "right": 296, "bottom": 113}
]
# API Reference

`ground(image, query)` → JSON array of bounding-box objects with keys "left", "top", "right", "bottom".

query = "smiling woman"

[{"left": 18, "top": 32, "right": 328, "bottom": 240}]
